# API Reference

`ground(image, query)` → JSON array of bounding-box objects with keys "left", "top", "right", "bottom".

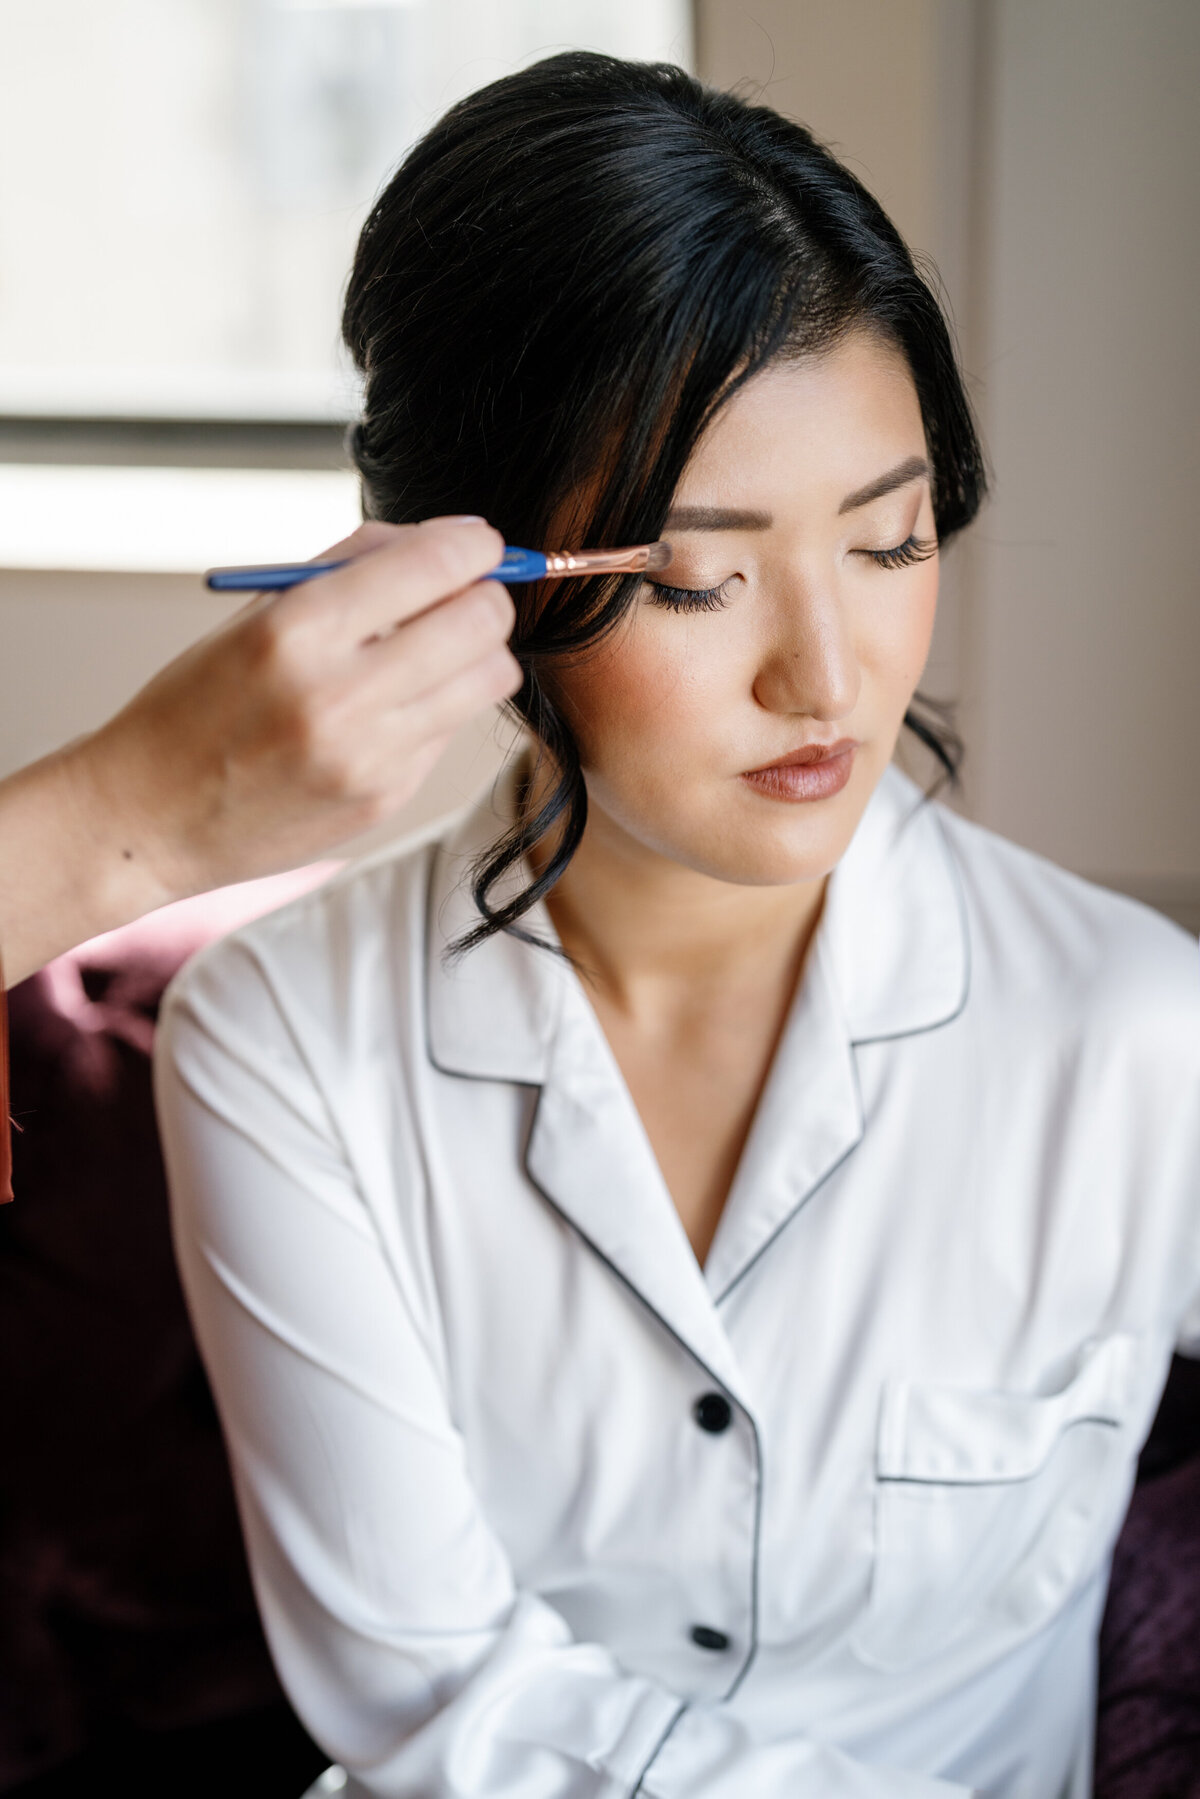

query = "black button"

[
  {"left": 692, "top": 1392, "right": 733, "bottom": 1433},
  {"left": 690, "top": 1624, "right": 731, "bottom": 1652}
]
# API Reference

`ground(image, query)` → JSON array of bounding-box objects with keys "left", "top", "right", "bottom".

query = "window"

[{"left": 0, "top": 0, "right": 695, "bottom": 424}]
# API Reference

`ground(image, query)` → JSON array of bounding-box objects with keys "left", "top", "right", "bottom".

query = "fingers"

[
  {"left": 290, "top": 516, "right": 507, "bottom": 642},
  {"left": 359, "top": 578, "right": 517, "bottom": 706},
  {"left": 273, "top": 574, "right": 520, "bottom": 797},
  {"left": 291, "top": 639, "right": 519, "bottom": 825},
  {"left": 312, "top": 519, "right": 404, "bottom": 564},
  {"left": 312, "top": 514, "right": 488, "bottom": 567},
  {"left": 221, "top": 520, "right": 413, "bottom": 623},
  {"left": 394, "top": 643, "right": 524, "bottom": 752}
]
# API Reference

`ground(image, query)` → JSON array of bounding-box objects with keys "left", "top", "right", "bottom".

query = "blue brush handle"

[
  {"left": 206, "top": 546, "right": 546, "bottom": 592},
  {"left": 491, "top": 547, "right": 548, "bottom": 582}
]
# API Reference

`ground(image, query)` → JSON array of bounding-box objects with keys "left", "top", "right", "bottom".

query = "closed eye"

[
  {"left": 648, "top": 532, "right": 937, "bottom": 609},
  {"left": 863, "top": 533, "right": 938, "bottom": 570},
  {"left": 646, "top": 579, "right": 731, "bottom": 614}
]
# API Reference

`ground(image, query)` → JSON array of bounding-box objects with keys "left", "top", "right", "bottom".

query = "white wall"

[{"left": 963, "top": 0, "right": 1200, "bottom": 918}]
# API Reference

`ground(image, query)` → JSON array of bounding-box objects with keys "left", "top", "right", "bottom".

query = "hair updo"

[{"left": 342, "top": 50, "right": 985, "bottom": 949}]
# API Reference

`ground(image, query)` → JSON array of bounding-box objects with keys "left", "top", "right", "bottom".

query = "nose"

[{"left": 751, "top": 572, "right": 860, "bottom": 721}]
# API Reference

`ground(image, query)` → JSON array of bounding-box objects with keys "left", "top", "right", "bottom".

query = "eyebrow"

[
  {"left": 837, "top": 455, "right": 930, "bottom": 514},
  {"left": 663, "top": 505, "right": 773, "bottom": 531},
  {"left": 663, "top": 456, "right": 931, "bottom": 534}
]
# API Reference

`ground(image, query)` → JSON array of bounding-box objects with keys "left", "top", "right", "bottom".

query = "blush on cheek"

[
  {"left": 558, "top": 619, "right": 701, "bottom": 771},
  {"left": 914, "top": 566, "right": 940, "bottom": 666},
  {"left": 887, "top": 563, "right": 939, "bottom": 692}
]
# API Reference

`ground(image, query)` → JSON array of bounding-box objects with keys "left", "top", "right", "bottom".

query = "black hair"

[{"left": 342, "top": 50, "right": 984, "bottom": 950}]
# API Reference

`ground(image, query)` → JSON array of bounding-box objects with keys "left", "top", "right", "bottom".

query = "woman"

[{"left": 155, "top": 53, "right": 1200, "bottom": 1798}]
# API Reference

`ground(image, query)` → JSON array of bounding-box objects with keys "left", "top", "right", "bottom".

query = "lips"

[
  {"left": 741, "top": 739, "right": 858, "bottom": 804},
  {"left": 745, "top": 737, "right": 859, "bottom": 774}
]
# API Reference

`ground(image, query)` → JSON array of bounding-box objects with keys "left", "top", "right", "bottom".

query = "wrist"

[
  {"left": 0, "top": 735, "right": 182, "bottom": 985},
  {"left": 61, "top": 724, "right": 193, "bottom": 914}
]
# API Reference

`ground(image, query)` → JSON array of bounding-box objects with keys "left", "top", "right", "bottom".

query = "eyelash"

[
  {"left": 646, "top": 532, "right": 939, "bottom": 613},
  {"left": 647, "top": 580, "right": 731, "bottom": 614},
  {"left": 868, "top": 532, "right": 939, "bottom": 571}
]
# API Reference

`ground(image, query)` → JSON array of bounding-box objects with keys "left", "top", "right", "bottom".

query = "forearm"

[{"left": 0, "top": 737, "right": 178, "bottom": 987}]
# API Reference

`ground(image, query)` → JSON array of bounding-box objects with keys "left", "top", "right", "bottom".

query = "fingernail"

[{"left": 423, "top": 513, "right": 486, "bottom": 525}]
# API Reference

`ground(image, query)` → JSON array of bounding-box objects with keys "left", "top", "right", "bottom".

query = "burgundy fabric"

[
  {"left": 0, "top": 872, "right": 331, "bottom": 1789},
  {"left": 1095, "top": 1359, "right": 1200, "bottom": 1798},
  {"left": 1, "top": 975, "right": 12, "bottom": 1204}
]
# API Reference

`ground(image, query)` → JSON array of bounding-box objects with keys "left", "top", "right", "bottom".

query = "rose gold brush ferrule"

[{"left": 541, "top": 542, "right": 672, "bottom": 577}]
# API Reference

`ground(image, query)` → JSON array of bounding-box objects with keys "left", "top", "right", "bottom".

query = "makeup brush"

[{"left": 205, "top": 542, "right": 672, "bottom": 592}]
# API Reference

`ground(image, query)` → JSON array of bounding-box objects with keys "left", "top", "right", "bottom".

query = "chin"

[
  {"left": 713, "top": 844, "right": 846, "bottom": 888},
  {"left": 661, "top": 807, "right": 857, "bottom": 889},
  {"left": 594, "top": 765, "right": 873, "bottom": 887},
  {"left": 711, "top": 757, "right": 882, "bottom": 885}
]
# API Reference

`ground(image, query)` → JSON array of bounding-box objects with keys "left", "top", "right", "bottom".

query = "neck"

[{"left": 536, "top": 784, "right": 827, "bottom": 1025}]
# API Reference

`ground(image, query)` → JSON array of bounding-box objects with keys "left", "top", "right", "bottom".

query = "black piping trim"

[
  {"left": 848, "top": 808, "right": 973, "bottom": 1048},
  {"left": 712, "top": 809, "right": 971, "bottom": 1308},
  {"left": 422, "top": 839, "right": 767, "bottom": 1709},
  {"left": 720, "top": 1406, "right": 763, "bottom": 1704},
  {"left": 630, "top": 1703, "right": 687, "bottom": 1796},
  {"left": 416, "top": 793, "right": 974, "bottom": 1734},
  {"left": 522, "top": 1103, "right": 764, "bottom": 1702},
  {"left": 878, "top": 1412, "right": 1123, "bottom": 1488},
  {"left": 425, "top": 781, "right": 972, "bottom": 1066},
  {"left": 424, "top": 847, "right": 546, "bottom": 1089},
  {"left": 712, "top": 1053, "right": 867, "bottom": 1310}
]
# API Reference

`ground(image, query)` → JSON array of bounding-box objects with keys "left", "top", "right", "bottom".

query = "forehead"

[{"left": 678, "top": 329, "right": 925, "bottom": 505}]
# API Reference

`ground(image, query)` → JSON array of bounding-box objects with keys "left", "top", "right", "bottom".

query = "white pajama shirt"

[{"left": 155, "top": 764, "right": 1200, "bottom": 1799}]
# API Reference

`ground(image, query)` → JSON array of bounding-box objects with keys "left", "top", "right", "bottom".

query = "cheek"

[
  {"left": 866, "top": 560, "right": 939, "bottom": 691},
  {"left": 559, "top": 615, "right": 728, "bottom": 773}
]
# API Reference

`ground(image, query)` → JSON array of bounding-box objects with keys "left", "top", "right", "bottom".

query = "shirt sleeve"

[{"left": 154, "top": 938, "right": 970, "bottom": 1799}]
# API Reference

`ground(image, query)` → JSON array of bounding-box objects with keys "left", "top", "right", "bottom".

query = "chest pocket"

[{"left": 851, "top": 1334, "right": 1140, "bottom": 1672}]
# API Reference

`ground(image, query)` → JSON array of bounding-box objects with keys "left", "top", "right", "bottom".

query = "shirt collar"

[
  {"left": 425, "top": 760, "right": 970, "bottom": 1082},
  {"left": 425, "top": 765, "right": 568, "bottom": 1085},
  {"left": 822, "top": 762, "right": 970, "bottom": 1044}
]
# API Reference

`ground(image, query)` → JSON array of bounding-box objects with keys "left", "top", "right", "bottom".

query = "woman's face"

[{"left": 553, "top": 327, "right": 940, "bottom": 888}]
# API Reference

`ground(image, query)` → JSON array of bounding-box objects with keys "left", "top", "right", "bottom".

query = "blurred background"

[{"left": 1, "top": 0, "right": 1198, "bottom": 924}]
